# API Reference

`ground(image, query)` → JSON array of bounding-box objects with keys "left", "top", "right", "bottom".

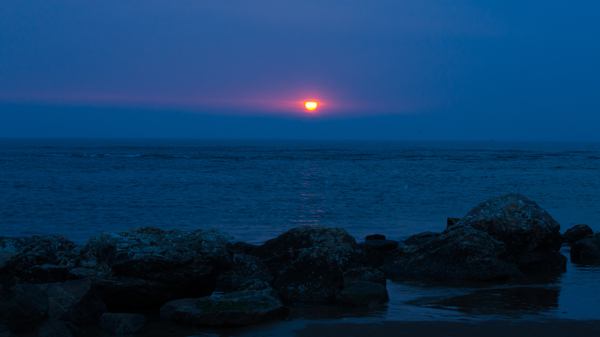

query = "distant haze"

[{"left": 1, "top": 1, "right": 599, "bottom": 140}]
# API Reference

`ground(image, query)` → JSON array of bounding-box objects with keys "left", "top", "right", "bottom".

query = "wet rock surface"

[
  {"left": 570, "top": 233, "right": 600, "bottom": 263},
  {"left": 76, "top": 227, "right": 232, "bottom": 311},
  {"left": 411, "top": 287, "right": 559, "bottom": 318},
  {"left": 160, "top": 280, "right": 288, "bottom": 327},
  {"left": 35, "top": 277, "right": 106, "bottom": 324},
  {"left": 563, "top": 225, "right": 594, "bottom": 246},
  {"left": 0, "top": 236, "right": 77, "bottom": 287},
  {"left": 335, "top": 281, "right": 389, "bottom": 307},
  {"left": 100, "top": 313, "right": 146, "bottom": 335}
]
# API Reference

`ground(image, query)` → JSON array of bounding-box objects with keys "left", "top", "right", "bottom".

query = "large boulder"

[
  {"left": 35, "top": 278, "right": 106, "bottom": 324},
  {"left": 562, "top": 225, "right": 594, "bottom": 246},
  {"left": 0, "top": 236, "right": 77, "bottom": 287},
  {"left": 381, "top": 225, "right": 522, "bottom": 281},
  {"left": 382, "top": 194, "right": 567, "bottom": 281},
  {"left": 0, "top": 284, "right": 49, "bottom": 332},
  {"left": 160, "top": 280, "right": 288, "bottom": 327},
  {"left": 216, "top": 254, "right": 273, "bottom": 292},
  {"left": 570, "top": 233, "right": 600, "bottom": 264},
  {"left": 251, "top": 226, "right": 379, "bottom": 304},
  {"left": 76, "top": 227, "right": 233, "bottom": 311},
  {"left": 459, "top": 194, "right": 562, "bottom": 251},
  {"left": 271, "top": 247, "right": 344, "bottom": 304},
  {"left": 251, "top": 226, "right": 368, "bottom": 271},
  {"left": 456, "top": 194, "right": 566, "bottom": 273}
]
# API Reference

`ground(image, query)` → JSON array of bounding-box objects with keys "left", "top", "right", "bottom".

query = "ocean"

[{"left": 1, "top": 138, "right": 600, "bottom": 323}]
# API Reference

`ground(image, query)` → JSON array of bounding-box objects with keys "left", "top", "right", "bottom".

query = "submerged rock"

[
  {"left": 381, "top": 225, "right": 521, "bottom": 281},
  {"left": 570, "top": 233, "right": 600, "bottom": 264},
  {"left": 76, "top": 227, "right": 233, "bottom": 311},
  {"left": 0, "top": 236, "right": 77, "bottom": 287},
  {"left": 35, "top": 277, "right": 106, "bottom": 324},
  {"left": 100, "top": 313, "right": 146, "bottom": 335},
  {"left": 335, "top": 281, "right": 389, "bottom": 307},
  {"left": 0, "top": 284, "right": 49, "bottom": 332},
  {"left": 160, "top": 280, "right": 288, "bottom": 327},
  {"left": 562, "top": 225, "right": 594, "bottom": 246}
]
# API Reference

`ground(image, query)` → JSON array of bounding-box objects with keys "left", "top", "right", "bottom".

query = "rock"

[
  {"left": 0, "top": 284, "right": 49, "bottom": 332},
  {"left": 227, "top": 242, "right": 258, "bottom": 255},
  {"left": 77, "top": 227, "right": 233, "bottom": 311},
  {"left": 335, "top": 281, "right": 389, "bottom": 307},
  {"left": 160, "top": 280, "right": 288, "bottom": 327},
  {"left": 404, "top": 232, "right": 440, "bottom": 246},
  {"left": 252, "top": 226, "right": 368, "bottom": 271},
  {"left": 460, "top": 194, "right": 562, "bottom": 252},
  {"left": 562, "top": 225, "right": 594, "bottom": 246},
  {"left": 358, "top": 240, "right": 398, "bottom": 267},
  {"left": 100, "top": 313, "right": 146, "bottom": 335},
  {"left": 35, "top": 278, "right": 106, "bottom": 324},
  {"left": 365, "top": 234, "right": 386, "bottom": 241},
  {"left": 458, "top": 194, "right": 565, "bottom": 273},
  {"left": 38, "top": 318, "right": 74, "bottom": 337},
  {"left": 216, "top": 254, "right": 273, "bottom": 292},
  {"left": 0, "top": 324, "right": 16, "bottom": 337},
  {"left": 0, "top": 236, "right": 78, "bottom": 287},
  {"left": 447, "top": 217, "right": 461, "bottom": 228},
  {"left": 570, "top": 233, "right": 600, "bottom": 264},
  {"left": 342, "top": 267, "right": 386, "bottom": 287},
  {"left": 381, "top": 225, "right": 522, "bottom": 281},
  {"left": 272, "top": 247, "right": 344, "bottom": 304}
]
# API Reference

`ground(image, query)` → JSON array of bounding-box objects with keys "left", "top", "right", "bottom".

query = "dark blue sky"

[{"left": 1, "top": 1, "right": 599, "bottom": 140}]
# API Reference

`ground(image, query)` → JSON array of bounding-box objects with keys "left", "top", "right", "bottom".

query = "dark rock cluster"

[
  {"left": 381, "top": 194, "right": 567, "bottom": 281},
  {"left": 0, "top": 193, "right": 595, "bottom": 335}
]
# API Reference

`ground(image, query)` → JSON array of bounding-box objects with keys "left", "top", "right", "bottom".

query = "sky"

[{"left": 1, "top": 0, "right": 599, "bottom": 140}]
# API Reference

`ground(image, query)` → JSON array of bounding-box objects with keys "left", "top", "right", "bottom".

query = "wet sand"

[
  {"left": 67, "top": 318, "right": 600, "bottom": 337},
  {"left": 294, "top": 320, "right": 600, "bottom": 337}
]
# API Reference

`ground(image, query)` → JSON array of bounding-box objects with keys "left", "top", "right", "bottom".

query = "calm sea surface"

[{"left": 1, "top": 138, "right": 600, "bottom": 323}]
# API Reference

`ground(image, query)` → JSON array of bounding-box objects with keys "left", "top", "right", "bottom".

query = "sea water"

[{"left": 1, "top": 138, "right": 600, "bottom": 322}]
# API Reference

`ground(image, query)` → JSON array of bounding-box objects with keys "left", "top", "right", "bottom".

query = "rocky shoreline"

[{"left": 1, "top": 193, "right": 599, "bottom": 336}]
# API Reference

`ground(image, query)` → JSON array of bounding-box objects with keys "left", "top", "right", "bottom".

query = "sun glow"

[{"left": 305, "top": 101, "right": 318, "bottom": 111}]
